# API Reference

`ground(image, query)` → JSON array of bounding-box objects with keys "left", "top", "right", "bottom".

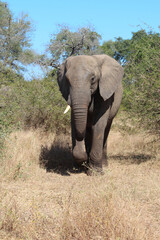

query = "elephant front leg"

[
  {"left": 88, "top": 111, "right": 110, "bottom": 175},
  {"left": 88, "top": 133, "right": 104, "bottom": 175}
]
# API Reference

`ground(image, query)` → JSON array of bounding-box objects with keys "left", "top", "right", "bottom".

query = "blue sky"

[{"left": 5, "top": 0, "right": 160, "bottom": 79}]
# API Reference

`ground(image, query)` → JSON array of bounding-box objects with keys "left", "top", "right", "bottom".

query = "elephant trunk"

[
  {"left": 72, "top": 104, "right": 88, "bottom": 140},
  {"left": 71, "top": 91, "right": 90, "bottom": 141}
]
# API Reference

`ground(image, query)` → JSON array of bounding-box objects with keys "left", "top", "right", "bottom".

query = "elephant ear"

[
  {"left": 98, "top": 55, "right": 124, "bottom": 101},
  {"left": 57, "top": 61, "right": 71, "bottom": 105}
]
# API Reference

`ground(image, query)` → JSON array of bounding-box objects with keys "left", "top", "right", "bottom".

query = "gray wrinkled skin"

[{"left": 57, "top": 54, "right": 124, "bottom": 175}]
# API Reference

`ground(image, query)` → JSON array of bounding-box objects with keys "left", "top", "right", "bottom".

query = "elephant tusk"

[{"left": 64, "top": 105, "right": 71, "bottom": 114}]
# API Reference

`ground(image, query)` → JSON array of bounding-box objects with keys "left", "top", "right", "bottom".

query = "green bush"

[
  {"left": 20, "top": 74, "right": 70, "bottom": 132},
  {"left": 122, "top": 30, "right": 160, "bottom": 133},
  {"left": 102, "top": 29, "right": 160, "bottom": 133},
  {"left": 0, "top": 72, "right": 70, "bottom": 136}
]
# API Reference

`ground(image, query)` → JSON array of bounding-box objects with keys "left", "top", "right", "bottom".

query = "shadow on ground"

[
  {"left": 39, "top": 140, "right": 85, "bottom": 176},
  {"left": 109, "top": 153, "right": 154, "bottom": 165}
]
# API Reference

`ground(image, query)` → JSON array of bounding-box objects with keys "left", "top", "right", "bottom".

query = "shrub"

[{"left": 0, "top": 73, "right": 70, "bottom": 135}]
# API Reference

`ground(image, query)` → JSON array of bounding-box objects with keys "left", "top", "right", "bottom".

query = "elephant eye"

[{"left": 91, "top": 76, "right": 95, "bottom": 82}]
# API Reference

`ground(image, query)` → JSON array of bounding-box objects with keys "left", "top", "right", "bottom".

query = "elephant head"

[{"left": 57, "top": 55, "right": 124, "bottom": 141}]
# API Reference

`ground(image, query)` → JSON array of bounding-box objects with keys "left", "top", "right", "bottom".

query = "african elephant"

[{"left": 57, "top": 54, "right": 124, "bottom": 175}]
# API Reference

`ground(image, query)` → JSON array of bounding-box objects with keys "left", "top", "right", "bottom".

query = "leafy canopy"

[
  {"left": 48, "top": 26, "right": 102, "bottom": 66},
  {"left": 0, "top": 1, "right": 36, "bottom": 72},
  {"left": 102, "top": 29, "right": 160, "bottom": 132}
]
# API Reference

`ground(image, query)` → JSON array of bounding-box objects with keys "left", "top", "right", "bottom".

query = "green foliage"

[
  {"left": 48, "top": 26, "right": 102, "bottom": 65},
  {"left": 101, "top": 37, "right": 131, "bottom": 63},
  {"left": 124, "top": 31, "right": 160, "bottom": 132},
  {"left": 100, "top": 40, "right": 116, "bottom": 58},
  {"left": 0, "top": 73, "right": 70, "bottom": 134},
  {"left": 0, "top": 1, "right": 36, "bottom": 72},
  {"left": 102, "top": 29, "right": 160, "bottom": 133},
  {"left": 22, "top": 74, "right": 70, "bottom": 132},
  {"left": 0, "top": 62, "right": 24, "bottom": 87}
]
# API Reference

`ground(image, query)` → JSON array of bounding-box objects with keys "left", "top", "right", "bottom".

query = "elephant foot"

[
  {"left": 87, "top": 153, "right": 104, "bottom": 175},
  {"left": 72, "top": 160, "right": 86, "bottom": 173},
  {"left": 73, "top": 146, "right": 88, "bottom": 165},
  {"left": 86, "top": 165, "right": 104, "bottom": 176},
  {"left": 102, "top": 152, "right": 108, "bottom": 166}
]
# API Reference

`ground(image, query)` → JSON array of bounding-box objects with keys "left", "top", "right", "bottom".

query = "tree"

[
  {"left": 102, "top": 29, "right": 160, "bottom": 132},
  {"left": 0, "top": 1, "right": 35, "bottom": 72},
  {"left": 48, "top": 26, "right": 102, "bottom": 66},
  {"left": 125, "top": 30, "right": 160, "bottom": 132},
  {"left": 100, "top": 40, "right": 115, "bottom": 58},
  {"left": 101, "top": 37, "right": 131, "bottom": 63}
]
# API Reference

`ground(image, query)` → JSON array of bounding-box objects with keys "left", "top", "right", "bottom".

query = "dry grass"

[{"left": 0, "top": 128, "right": 160, "bottom": 239}]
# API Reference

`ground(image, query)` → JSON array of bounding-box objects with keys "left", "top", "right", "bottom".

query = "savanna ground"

[{"left": 0, "top": 122, "right": 160, "bottom": 240}]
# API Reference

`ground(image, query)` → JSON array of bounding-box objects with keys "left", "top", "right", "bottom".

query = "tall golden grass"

[{"left": 0, "top": 129, "right": 159, "bottom": 239}]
